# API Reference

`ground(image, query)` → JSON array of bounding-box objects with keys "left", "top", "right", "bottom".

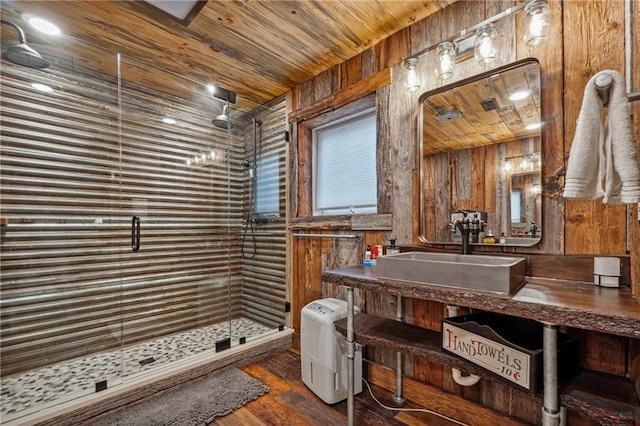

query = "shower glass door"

[
  {"left": 117, "top": 56, "right": 239, "bottom": 379},
  {"left": 0, "top": 45, "right": 125, "bottom": 420}
]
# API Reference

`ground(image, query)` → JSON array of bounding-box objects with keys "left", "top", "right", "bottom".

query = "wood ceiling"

[
  {"left": 421, "top": 60, "right": 542, "bottom": 156},
  {"left": 0, "top": 0, "right": 454, "bottom": 108}
]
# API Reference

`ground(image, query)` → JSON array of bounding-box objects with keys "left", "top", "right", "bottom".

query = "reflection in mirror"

[{"left": 419, "top": 59, "right": 542, "bottom": 247}]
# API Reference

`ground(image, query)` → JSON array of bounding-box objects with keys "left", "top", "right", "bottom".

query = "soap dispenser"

[{"left": 387, "top": 239, "right": 400, "bottom": 255}]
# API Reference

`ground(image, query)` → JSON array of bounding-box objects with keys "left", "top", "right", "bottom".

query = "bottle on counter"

[
  {"left": 482, "top": 230, "right": 497, "bottom": 244},
  {"left": 386, "top": 239, "right": 400, "bottom": 255},
  {"left": 363, "top": 245, "right": 372, "bottom": 266}
]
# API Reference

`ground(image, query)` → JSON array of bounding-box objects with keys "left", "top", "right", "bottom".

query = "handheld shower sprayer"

[{"left": 243, "top": 160, "right": 255, "bottom": 179}]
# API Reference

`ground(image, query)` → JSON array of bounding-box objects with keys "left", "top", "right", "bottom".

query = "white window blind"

[
  {"left": 255, "top": 152, "right": 280, "bottom": 217},
  {"left": 313, "top": 109, "right": 377, "bottom": 215},
  {"left": 511, "top": 190, "right": 522, "bottom": 222}
]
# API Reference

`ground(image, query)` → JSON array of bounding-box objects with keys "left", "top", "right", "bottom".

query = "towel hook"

[{"left": 595, "top": 73, "right": 613, "bottom": 107}]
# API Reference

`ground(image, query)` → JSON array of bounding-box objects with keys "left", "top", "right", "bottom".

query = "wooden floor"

[{"left": 212, "top": 349, "right": 460, "bottom": 426}]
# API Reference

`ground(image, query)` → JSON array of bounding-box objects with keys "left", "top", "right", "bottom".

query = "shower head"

[
  {"left": 213, "top": 105, "right": 230, "bottom": 128},
  {"left": 212, "top": 105, "right": 237, "bottom": 129},
  {"left": 212, "top": 105, "right": 257, "bottom": 130},
  {"left": 1, "top": 19, "right": 49, "bottom": 69},
  {"left": 2, "top": 43, "right": 49, "bottom": 69}
]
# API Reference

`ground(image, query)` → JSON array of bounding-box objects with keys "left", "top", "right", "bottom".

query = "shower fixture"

[
  {"left": 1, "top": 19, "right": 49, "bottom": 69},
  {"left": 243, "top": 159, "right": 255, "bottom": 179},
  {"left": 212, "top": 105, "right": 246, "bottom": 129}
]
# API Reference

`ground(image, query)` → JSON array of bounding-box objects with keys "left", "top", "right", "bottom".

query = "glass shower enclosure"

[{"left": 0, "top": 28, "right": 286, "bottom": 422}]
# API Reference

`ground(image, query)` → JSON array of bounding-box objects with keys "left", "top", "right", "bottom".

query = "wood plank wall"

[{"left": 287, "top": 0, "right": 639, "bottom": 424}]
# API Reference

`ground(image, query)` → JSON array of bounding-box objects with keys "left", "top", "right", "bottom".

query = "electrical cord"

[{"left": 361, "top": 378, "right": 469, "bottom": 426}]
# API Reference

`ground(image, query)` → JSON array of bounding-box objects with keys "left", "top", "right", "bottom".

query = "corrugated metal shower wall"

[
  {"left": 0, "top": 61, "right": 285, "bottom": 377},
  {"left": 241, "top": 99, "right": 287, "bottom": 328}
]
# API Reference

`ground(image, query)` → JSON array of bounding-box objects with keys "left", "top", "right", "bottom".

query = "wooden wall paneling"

[
  {"left": 386, "top": 68, "right": 415, "bottom": 244},
  {"left": 423, "top": 155, "right": 437, "bottom": 241},
  {"left": 367, "top": 362, "right": 527, "bottom": 425},
  {"left": 496, "top": 142, "right": 510, "bottom": 236},
  {"left": 340, "top": 53, "right": 362, "bottom": 89},
  {"left": 295, "top": 124, "right": 312, "bottom": 217},
  {"left": 410, "top": 10, "right": 440, "bottom": 56},
  {"left": 289, "top": 70, "right": 389, "bottom": 122},
  {"left": 288, "top": 121, "right": 299, "bottom": 220},
  {"left": 471, "top": 147, "right": 487, "bottom": 211},
  {"left": 512, "top": 0, "right": 565, "bottom": 255},
  {"left": 456, "top": 149, "right": 472, "bottom": 203},
  {"left": 481, "top": 378, "right": 544, "bottom": 425},
  {"left": 377, "top": 85, "right": 394, "bottom": 216},
  {"left": 312, "top": 68, "right": 338, "bottom": 104},
  {"left": 375, "top": 27, "right": 411, "bottom": 74},
  {"left": 484, "top": 144, "right": 497, "bottom": 216},
  {"left": 577, "top": 330, "right": 627, "bottom": 376},
  {"left": 360, "top": 47, "right": 377, "bottom": 80},
  {"left": 563, "top": 0, "right": 627, "bottom": 255},
  {"left": 296, "top": 79, "right": 314, "bottom": 111},
  {"left": 503, "top": 384, "right": 544, "bottom": 425},
  {"left": 410, "top": 298, "right": 446, "bottom": 393},
  {"left": 439, "top": 0, "right": 485, "bottom": 41},
  {"left": 630, "top": 337, "right": 640, "bottom": 405},
  {"left": 631, "top": 0, "right": 640, "bottom": 295},
  {"left": 436, "top": 153, "right": 452, "bottom": 241}
]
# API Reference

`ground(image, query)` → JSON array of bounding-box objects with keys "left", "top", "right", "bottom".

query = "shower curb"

[{"left": 6, "top": 330, "right": 293, "bottom": 426}]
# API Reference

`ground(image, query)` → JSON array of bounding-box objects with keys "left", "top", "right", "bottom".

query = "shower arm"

[{"left": 1, "top": 19, "right": 28, "bottom": 44}]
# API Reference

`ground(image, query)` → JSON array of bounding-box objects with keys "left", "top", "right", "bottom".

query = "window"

[
  {"left": 312, "top": 109, "right": 377, "bottom": 215},
  {"left": 510, "top": 190, "right": 522, "bottom": 222},
  {"left": 255, "top": 152, "right": 280, "bottom": 217}
]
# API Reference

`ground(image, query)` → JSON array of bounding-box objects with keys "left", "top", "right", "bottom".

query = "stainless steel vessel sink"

[{"left": 376, "top": 252, "right": 527, "bottom": 294}]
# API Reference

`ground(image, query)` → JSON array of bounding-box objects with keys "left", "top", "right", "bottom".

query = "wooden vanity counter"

[
  {"left": 322, "top": 266, "right": 640, "bottom": 339},
  {"left": 324, "top": 265, "right": 640, "bottom": 424}
]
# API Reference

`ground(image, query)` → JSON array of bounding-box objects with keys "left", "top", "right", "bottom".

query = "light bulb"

[
  {"left": 504, "top": 161, "right": 513, "bottom": 172},
  {"left": 31, "top": 83, "right": 53, "bottom": 92},
  {"left": 474, "top": 23, "right": 499, "bottom": 65},
  {"left": 404, "top": 58, "right": 420, "bottom": 92},
  {"left": 523, "top": 0, "right": 551, "bottom": 47},
  {"left": 509, "top": 90, "right": 532, "bottom": 101},
  {"left": 436, "top": 42, "right": 456, "bottom": 80}
]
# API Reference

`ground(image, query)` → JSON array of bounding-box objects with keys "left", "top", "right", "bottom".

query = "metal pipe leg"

[
  {"left": 347, "top": 287, "right": 355, "bottom": 426},
  {"left": 393, "top": 295, "right": 406, "bottom": 405},
  {"left": 542, "top": 323, "right": 561, "bottom": 426}
]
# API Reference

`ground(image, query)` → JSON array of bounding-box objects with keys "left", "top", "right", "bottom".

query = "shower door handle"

[{"left": 131, "top": 215, "right": 141, "bottom": 252}]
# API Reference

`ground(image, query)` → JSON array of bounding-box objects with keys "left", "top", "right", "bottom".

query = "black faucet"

[
  {"left": 470, "top": 212, "right": 485, "bottom": 244},
  {"left": 530, "top": 222, "right": 539, "bottom": 238},
  {"left": 451, "top": 210, "right": 472, "bottom": 255}
]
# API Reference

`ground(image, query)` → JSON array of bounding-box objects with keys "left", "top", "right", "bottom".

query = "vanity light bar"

[{"left": 412, "top": 2, "right": 529, "bottom": 61}]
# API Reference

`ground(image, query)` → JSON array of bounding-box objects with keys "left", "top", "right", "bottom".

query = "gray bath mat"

[{"left": 93, "top": 367, "right": 269, "bottom": 426}]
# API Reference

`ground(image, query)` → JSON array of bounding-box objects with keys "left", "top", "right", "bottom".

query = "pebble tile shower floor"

[{"left": 0, "top": 318, "right": 273, "bottom": 422}]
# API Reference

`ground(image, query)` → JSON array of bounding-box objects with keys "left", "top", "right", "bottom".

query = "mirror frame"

[{"left": 417, "top": 58, "right": 542, "bottom": 247}]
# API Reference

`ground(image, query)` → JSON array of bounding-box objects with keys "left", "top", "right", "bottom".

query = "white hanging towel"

[{"left": 563, "top": 70, "right": 640, "bottom": 204}]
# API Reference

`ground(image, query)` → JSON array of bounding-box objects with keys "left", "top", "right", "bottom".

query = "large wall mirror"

[{"left": 418, "top": 59, "right": 542, "bottom": 247}]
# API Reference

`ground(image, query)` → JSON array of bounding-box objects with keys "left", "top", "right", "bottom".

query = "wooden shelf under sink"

[{"left": 334, "top": 314, "right": 640, "bottom": 425}]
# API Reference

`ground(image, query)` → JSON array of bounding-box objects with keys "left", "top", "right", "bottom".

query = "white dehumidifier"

[{"left": 301, "top": 298, "right": 362, "bottom": 404}]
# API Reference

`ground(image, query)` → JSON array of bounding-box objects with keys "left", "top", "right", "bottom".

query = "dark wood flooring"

[{"left": 212, "top": 349, "right": 459, "bottom": 426}]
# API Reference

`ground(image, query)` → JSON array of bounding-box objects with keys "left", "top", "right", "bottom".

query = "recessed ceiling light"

[
  {"left": 31, "top": 83, "right": 53, "bottom": 92},
  {"left": 163, "top": 117, "right": 176, "bottom": 124},
  {"left": 509, "top": 90, "right": 532, "bottom": 101},
  {"left": 23, "top": 14, "right": 61, "bottom": 36},
  {"left": 525, "top": 122, "right": 543, "bottom": 130}
]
